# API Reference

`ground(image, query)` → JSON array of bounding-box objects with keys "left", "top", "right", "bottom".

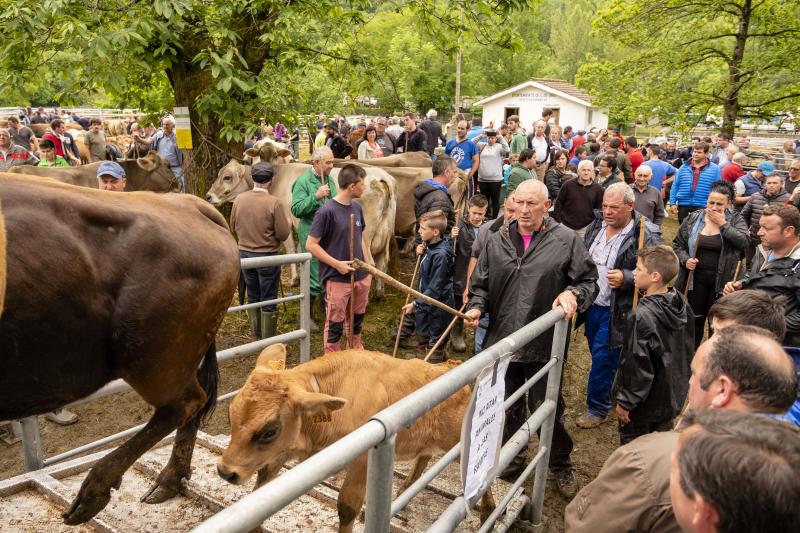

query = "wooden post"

[
  {"left": 392, "top": 254, "right": 423, "bottom": 358},
  {"left": 348, "top": 213, "right": 355, "bottom": 349},
  {"left": 354, "top": 259, "right": 470, "bottom": 319},
  {"left": 732, "top": 259, "right": 742, "bottom": 282}
]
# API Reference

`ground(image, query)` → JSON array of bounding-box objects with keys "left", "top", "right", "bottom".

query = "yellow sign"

[
  {"left": 173, "top": 106, "right": 193, "bottom": 149},
  {"left": 176, "top": 129, "right": 193, "bottom": 149}
]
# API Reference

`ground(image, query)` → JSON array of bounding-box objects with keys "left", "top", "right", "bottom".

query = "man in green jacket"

[
  {"left": 292, "top": 146, "right": 337, "bottom": 330},
  {"left": 507, "top": 148, "right": 538, "bottom": 193},
  {"left": 507, "top": 114, "right": 528, "bottom": 156}
]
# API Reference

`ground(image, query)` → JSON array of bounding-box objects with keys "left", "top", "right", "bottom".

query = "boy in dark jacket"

[
  {"left": 402, "top": 210, "right": 454, "bottom": 362},
  {"left": 615, "top": 245, "right": 695, "bottom": 444},
  {"left": 450, "top": 194, "right": 488, "bottom": 352}
]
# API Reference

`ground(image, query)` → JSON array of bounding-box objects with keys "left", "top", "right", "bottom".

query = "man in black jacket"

[
  {"left": 323, "top": 121, "right": 353, "bottom": 159},
  {"left": 395, "top": 112, "right": 428, "bottom": 154},
  {"left": 418, "top": 109, "right": 446, "bottom": 155},
  {"left": 464, "top": 178, "right": 599, "bottom": 499},
  {"left": 725, "top": 203, "right": 800, "bottom": 346},
  {"left": 578, "top": 183, "right": 659, "bottom": 430}
]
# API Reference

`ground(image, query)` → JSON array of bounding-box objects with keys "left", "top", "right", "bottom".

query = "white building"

[{"left": 475, "top": 78, "right": 609, "bottom": 132}]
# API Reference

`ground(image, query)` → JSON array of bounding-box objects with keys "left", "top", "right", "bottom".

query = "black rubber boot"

[{"left": 261, "top": 311, "right": 278, "bottom": 339}]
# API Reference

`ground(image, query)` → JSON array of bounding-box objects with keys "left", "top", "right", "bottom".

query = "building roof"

[{"left": 475, "top": 78, "right": 595, "bottom": 108}]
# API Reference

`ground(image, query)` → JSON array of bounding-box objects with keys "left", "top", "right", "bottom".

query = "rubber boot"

[
  {"left": 247, "top": 308, "right": 261, "bottom": 339},
  {"left": 308, "top": 296, "right": 320, "bottom": 333},
  {"left": 261, "top": 311, "right": 278, "bottom": 339},
  {"left": 427, "top": 346, "right": 448, "bottom": 364},
  {"left": 450, "top": 320, "right": 467, "bottom": 353}
]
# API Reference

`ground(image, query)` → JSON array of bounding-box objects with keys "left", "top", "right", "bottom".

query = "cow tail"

[{"left": 196, "top": 340, "right": 220, "bottom": 425}]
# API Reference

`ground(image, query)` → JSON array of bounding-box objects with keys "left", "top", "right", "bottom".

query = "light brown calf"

[{"left": 218, "top": 344, "right": 482, "bottom": 532}]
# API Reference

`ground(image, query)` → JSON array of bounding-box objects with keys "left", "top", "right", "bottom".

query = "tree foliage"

[{"left": 576, "top": 0, "right": 800, "bottom": 133}]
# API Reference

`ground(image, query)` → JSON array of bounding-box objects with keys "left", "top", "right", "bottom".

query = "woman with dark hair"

[
  {"left": 672, "top": 180, "right": 749, "bottom": 347},
  {"left": 545, "top": 148, "right": 570, "bottom": 202},
  {"left": 357, "top": 126, "right": 383, "bottom": 160}
]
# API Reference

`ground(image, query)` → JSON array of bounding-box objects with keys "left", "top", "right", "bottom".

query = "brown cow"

[
  {"left": 333, "top": 151, "right": 432, "bottom": 168},
  {"left": 0, "top": 173, "right": 239, "bottom": 524},
  {"left": 218, "top": 344, "right": 489, "bottom": 532},
  {"left": 244, "top": 139, "right": 293, "bottom": 165},
  {"left": 8, "top": 151, "right": 179, "bottom": 192}
]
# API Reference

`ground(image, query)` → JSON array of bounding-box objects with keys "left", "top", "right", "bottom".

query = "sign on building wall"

[
  {"left": 510, "top": 91, "right": 560, "bottom": 105},
  {"left": 173, "top": 106, "right": 193, "bottom": 149},
  {"left": 461, "top": 355, "right": 511, "bottom": 509}
]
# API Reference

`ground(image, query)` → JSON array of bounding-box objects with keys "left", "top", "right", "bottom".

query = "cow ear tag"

[{"left": 256, "top": 344, "right": 287, "bottom": 371}]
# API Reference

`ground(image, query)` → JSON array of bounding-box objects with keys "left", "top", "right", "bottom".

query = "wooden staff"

[
  {"left": 423, "top": 304, "right": 467, "bottom": 362},
  {"left": 392, "top": 253, "right": 423, "bottom": 357},
  {"left": 683, "top": 238, "right": 701, "bottom": 297},
  {"left": 632, "top": 218, "right": 647, "bottom": 309},
  {"left": 348, "top": 213, "right": 355, "bottom": 349},
  {"left": 354, "top": 259, "right": 470, "bottom": 320},
  {"left": 731, "top": 259, "right": 742, "bottom": 283}
]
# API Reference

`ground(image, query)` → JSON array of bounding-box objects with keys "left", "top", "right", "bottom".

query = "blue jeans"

[
  {"left": 240, "top": 251, "right": 280, "bottom": 312},
  {"left": 584, "top": 304, "right": 621, "bottom": 418},
  {"left": 474, "top": 314, "right": 491, "bottom": 354}
]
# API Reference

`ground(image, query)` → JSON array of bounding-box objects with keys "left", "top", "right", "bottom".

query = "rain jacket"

[
  {"left": 616, "top": 288, "right": 695, "bottom": 424},
  {"left": 468, "top": 218, "right": 598, "bottom": 363},
  {"left": 672, "top": 209, "right": 749, "bottom": 295},
  {"left": 413, "top": 179, "right": 455, "bottom": 246}
]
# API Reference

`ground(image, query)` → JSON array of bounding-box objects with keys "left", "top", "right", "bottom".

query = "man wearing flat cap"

[{"left": 231, "top": 161, "right": 291, "bottom": 340}]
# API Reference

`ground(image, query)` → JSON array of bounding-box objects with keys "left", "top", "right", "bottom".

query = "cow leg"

[
  {"left": 64, "top": 398, "right": 199, "bottom": 525},
  {"left": 398, "top": 454, "right": 431, "bottom": 493},
  {"left": 400, "top": 237, "right": 416, "bottom": 258},
  {"left": 337, "top": 456, "right": 368, "bottom": 533},
  {"left": 140, "top": 414, "right": 200, "bottom": 504},
  {"left": 284, "top": 232, "right": 299, "bottom": 287}
]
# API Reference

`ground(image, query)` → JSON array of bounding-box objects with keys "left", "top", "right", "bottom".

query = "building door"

[
  {"left": 550, "top": 108, "right": 560, "bottom": 125},
  {"left": 504, "top": 107, "right": 520, "bottom": 122}
]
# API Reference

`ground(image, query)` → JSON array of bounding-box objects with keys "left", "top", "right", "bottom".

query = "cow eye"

[
  {"left": 223, "top": 175, "right": 231, "bottom": 181},
  {"left": 253, "top": 423, "right": 281, "bottom": 444}
]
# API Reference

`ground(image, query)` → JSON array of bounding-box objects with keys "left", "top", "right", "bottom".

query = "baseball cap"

[
  {"left": 97, "top": 161, "right": 126, "bottom": 179},
  {"left": 758, "top": 161, "right": 776, "bottom": 176},
  {"left": 326, "top": 121, "right": 338, "bottom": 131},
  {"left": 251, "top": 162, "right": 275, "bottom": 183}
]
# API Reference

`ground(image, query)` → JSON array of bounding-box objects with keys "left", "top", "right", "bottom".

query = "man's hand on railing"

[{"left": 553, "top": 290, "right": 578, "bottom": 319}]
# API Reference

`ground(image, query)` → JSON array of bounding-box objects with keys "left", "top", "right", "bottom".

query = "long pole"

[
  {"left": 732, "top": 259, "right": 742, "bottom": 282},
  {"left": 348, "top": 213, "right": 355, "bottom": 349},
  {"left": 683, "top": 239, "right": 701, "bottom": 297},
  {"left": 423, "top": 304, "right": 467, "bottom": 362},
  {"left": 392, "top": 254, "right": 423, "bottom": 357},
  {"left": 354, "top": 259, "right": 470, "bottom": 320},
  {"left": 632, "top": 218, "right": 646, "bottom": 309}
]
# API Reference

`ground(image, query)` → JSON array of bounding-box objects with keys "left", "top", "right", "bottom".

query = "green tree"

[
  {"left": 576, "top": 0, "right": 800, "bottom": 134},
  {"left": 0, "top": 0, "right": 537, "bottom": 196}
]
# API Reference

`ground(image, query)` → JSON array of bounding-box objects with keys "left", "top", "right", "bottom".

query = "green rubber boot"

[
  {"left": 261, "top": 311, "right": 278, "bottom": 339},
  {"left": 247, "top": 308, "right": 261, "bottom": 339}
]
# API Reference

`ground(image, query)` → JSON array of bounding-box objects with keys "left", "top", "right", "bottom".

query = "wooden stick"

[
  {"left": 348, "top": 213, "right": 355, "bottom": 350},
  {"left": 683, "top": 238, "right": 701, "bottom": 297},
  {"left": 632, "top": 217, "right": 647, "bottom": 309},
  {"left": 354, "top": 258, "right": 470, "bottom": 320},
  {"left": 392, "top": 254, "right": 423, "bottom": 357},
  {"left": 732, "top": 259, "right": 742, "bottom": 283},
  {"left": 423, "top": 304, "right": 467, "bottom": 362}
]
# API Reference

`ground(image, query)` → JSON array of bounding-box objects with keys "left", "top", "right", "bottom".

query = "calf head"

[
  {"left": 217, "top": 344, "right": 347, "bottom": 486},
  {"left": 244, "top": 141, "right": 292, "bottom": 165},
  {"left": 206, "top": 159, "right": 252, "bottom": 205}
]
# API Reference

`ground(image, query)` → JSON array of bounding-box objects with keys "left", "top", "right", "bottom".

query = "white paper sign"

[{"left": 461, "top": 356, "right": 510, "bottom": 508}]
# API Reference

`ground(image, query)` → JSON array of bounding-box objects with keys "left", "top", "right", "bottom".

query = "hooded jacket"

[
  {"left": 468, "top": 218, "right": 599, "bottom": 363},
  {"left": 414, "top": 179, "right": 456, "bottom": 246},
  {"left": 416, "top": 236, "right": 453, "bottom": 304},
  {"left": 582, "top": 211, "right": 660, "bottom": 349},
  {"left": 616, "top": 289, "right": 695, "bottom": 423},
  {"left": 673, "top": 209, "right": 749, "bottom": 295},
  {"left": 742, "top": 242, "right": 800, "bottom": 346},
  {"left": 741, "top": 187, "right": 791, "bottom": 239}
]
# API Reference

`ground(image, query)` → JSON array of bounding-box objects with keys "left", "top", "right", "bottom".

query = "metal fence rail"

[
  {"left": 5, "top": 252, "right": 312, "bottom": 473},
  {"left": 193, "top": 307, "right": 569, "bottom": 533}
]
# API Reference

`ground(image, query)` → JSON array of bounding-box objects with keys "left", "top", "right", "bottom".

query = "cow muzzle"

[
  {"left": 217, "top": 464, "right": 240, "bottom": 484},
  {"left": 205, "top": 192, "right": 221, "bottom": 205}
]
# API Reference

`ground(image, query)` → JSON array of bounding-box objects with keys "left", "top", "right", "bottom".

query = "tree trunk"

[
  {"left": 722, "top": 0, "right": 752, "bottom": 138},
  {"left": 168, "top": 62, "right": 243, "bottom": 199}
]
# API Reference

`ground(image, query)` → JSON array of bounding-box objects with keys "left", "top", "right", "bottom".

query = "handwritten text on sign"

[{"left": 461, "top": 356, "right": 510, "bottom": 508}]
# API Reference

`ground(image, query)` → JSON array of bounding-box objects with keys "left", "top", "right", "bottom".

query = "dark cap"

[
  {"left": 326, "top": 121, "right": 338, "bottom": 131},
  {"left": 485, "top": 129, "right": 497, "bottom": 137},
  {"left": 251, "top": 162, "right": 275, "bottom": 183}
]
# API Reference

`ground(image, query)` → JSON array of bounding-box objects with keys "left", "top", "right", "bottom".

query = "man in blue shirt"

[
  {"left": 148, "top": 116, "right": 185, "bottom": 192},
  {"left": 465, "top": 116, "right": 484, "bottom": 141},
  {"left": 643, "top": 145, "right": 676, "bottom": 191},
  {"left": 445, "top": 120, "right": 480, "bottom": 196}
]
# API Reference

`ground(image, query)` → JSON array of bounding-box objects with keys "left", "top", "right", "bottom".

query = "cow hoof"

[
  {"left": 63, "top": 483, "right": 113, "bottom": 525},
  {"left": 140, "top": 481, "right": 181, "bottom": 504}
]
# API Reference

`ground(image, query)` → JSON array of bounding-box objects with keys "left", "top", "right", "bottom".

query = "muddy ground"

[{"left": 1, "top": 216, "right": 679, "bottom": 531}]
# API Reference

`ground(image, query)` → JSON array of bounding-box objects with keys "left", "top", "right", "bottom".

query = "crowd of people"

[
  {"left": 251, "top": 112, "right": 800, "bottom": 531},
  {"left": 0, "top": 107, "right": 185, "bottom": 191}
]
